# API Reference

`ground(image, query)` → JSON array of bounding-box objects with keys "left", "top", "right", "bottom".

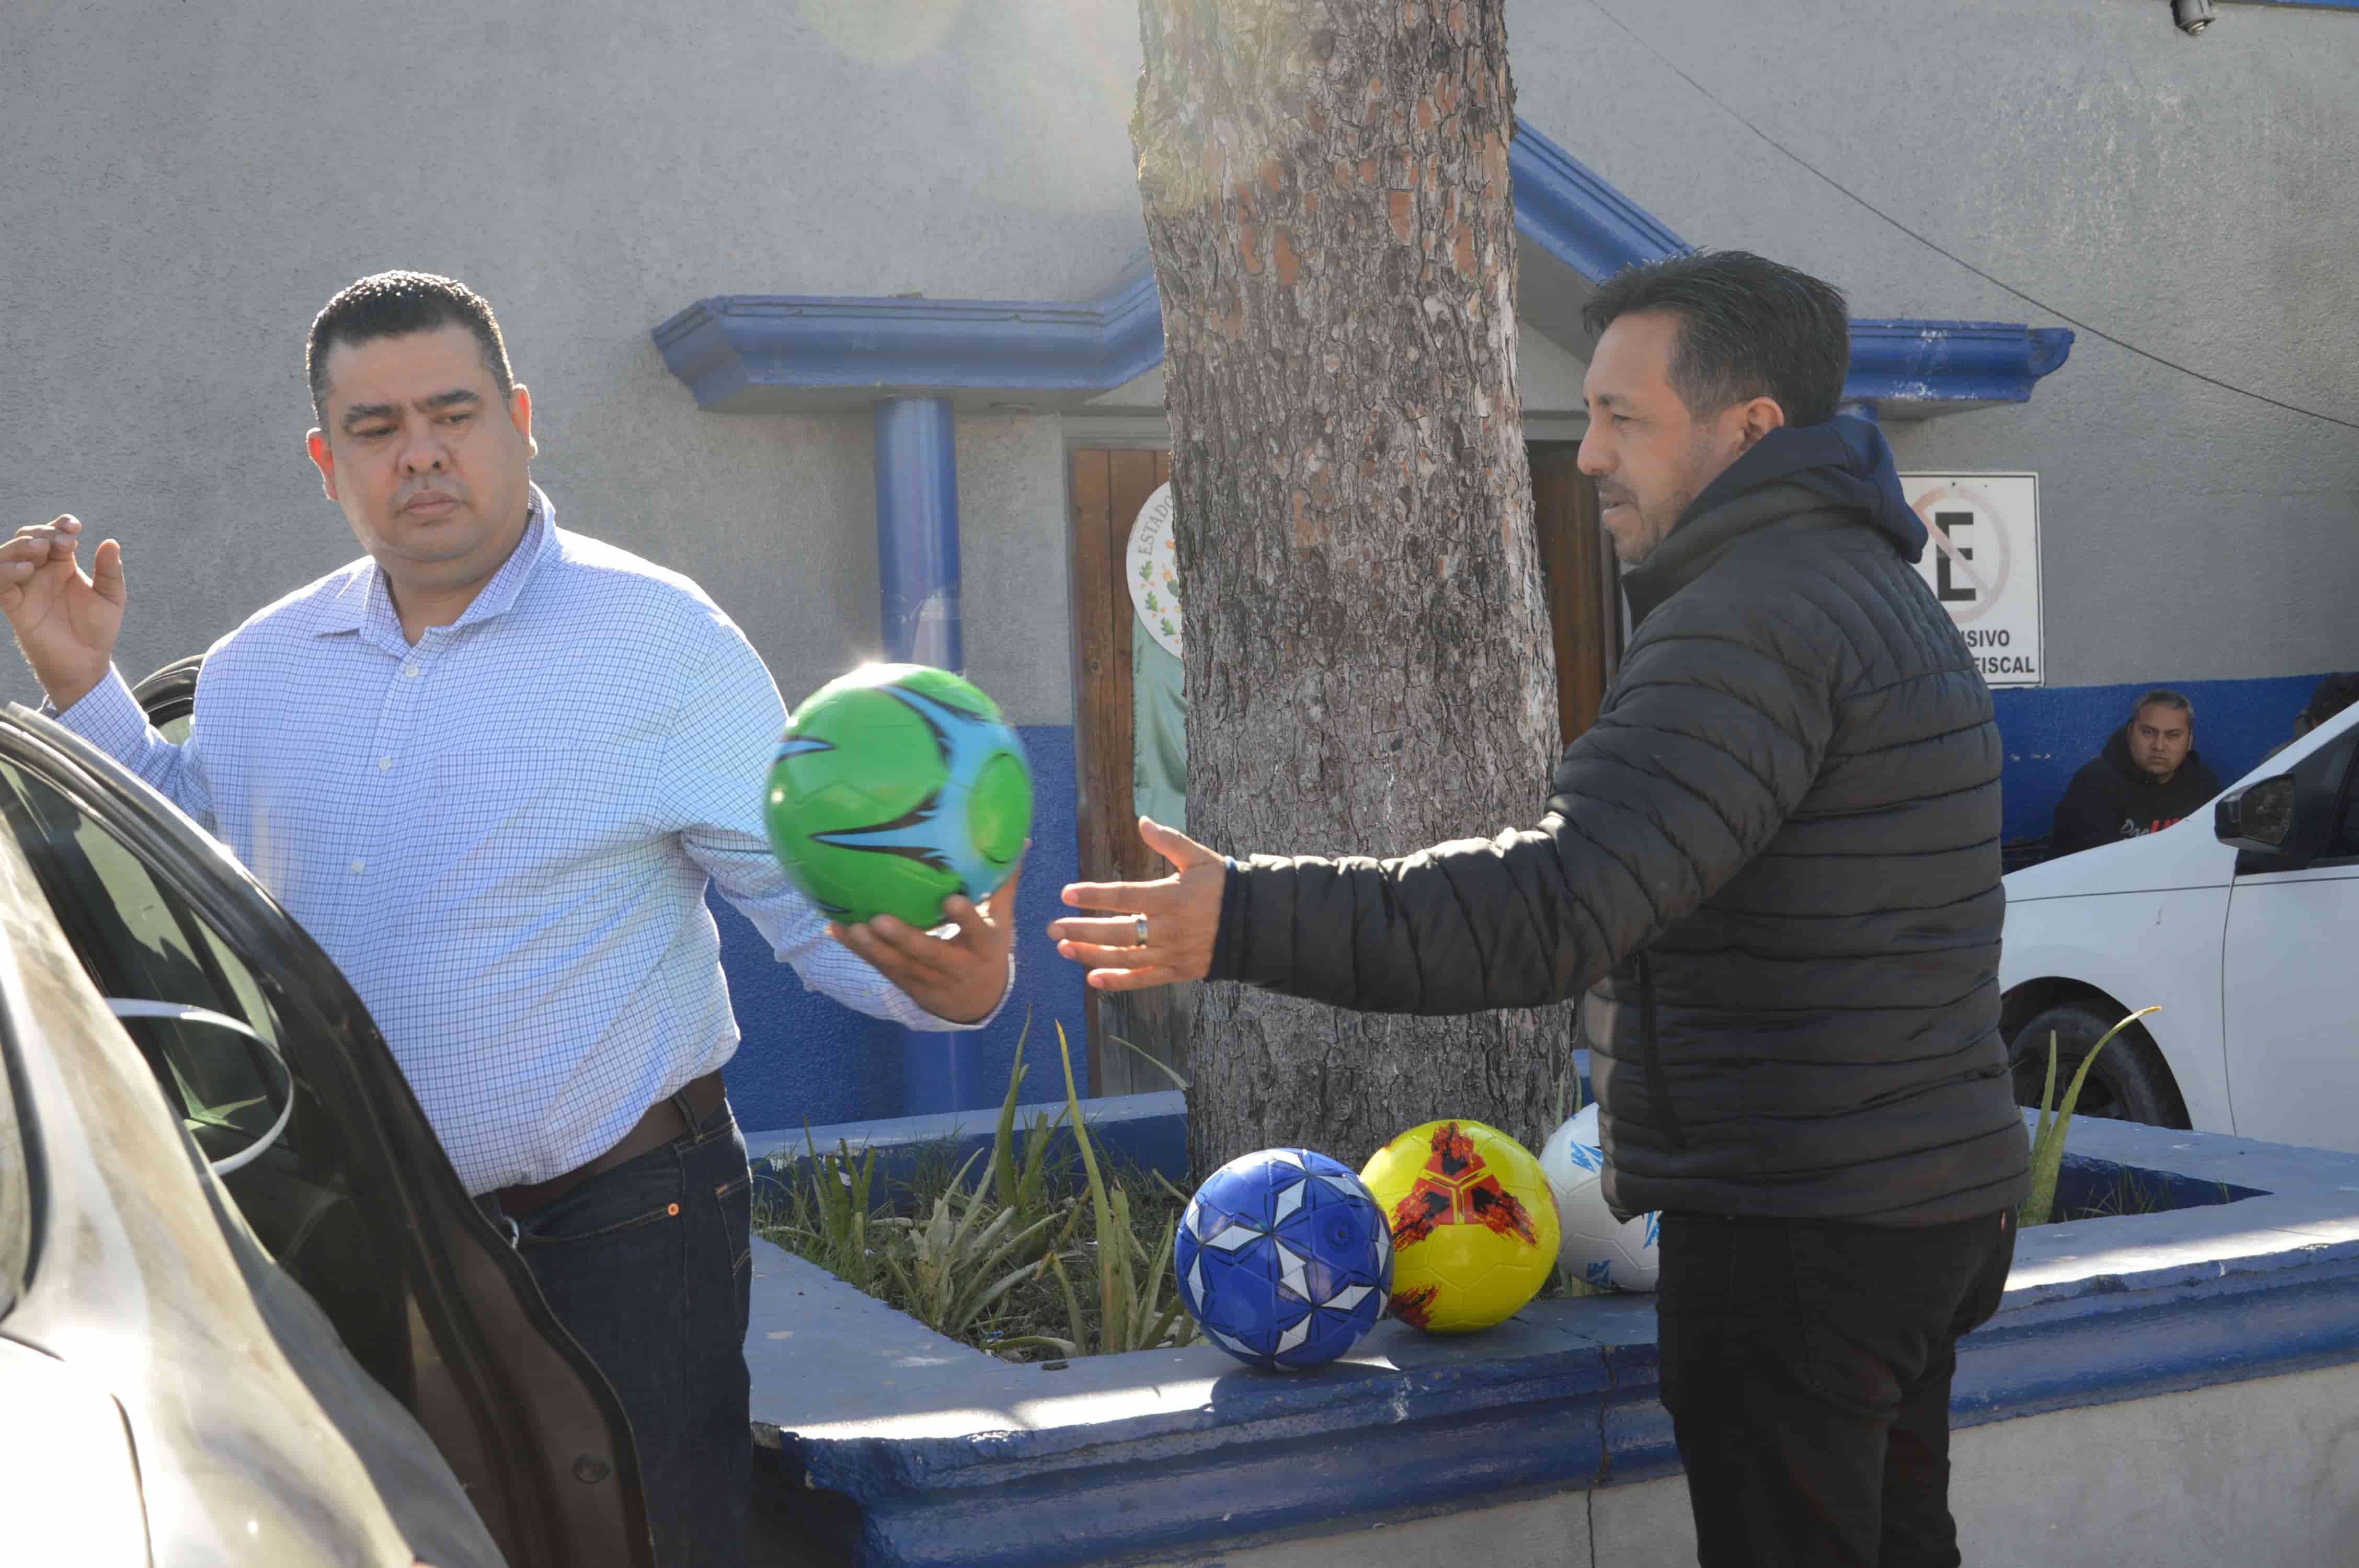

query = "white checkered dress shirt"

[{"left": 58, "top": 486, "right": 995, "bottom": 1194}]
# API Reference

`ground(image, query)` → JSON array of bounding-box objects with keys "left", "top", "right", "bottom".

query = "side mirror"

[{"left": 2216, "top": 775, "right": 2296, "bottom": 854}]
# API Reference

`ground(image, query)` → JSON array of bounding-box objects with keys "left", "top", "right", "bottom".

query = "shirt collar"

[{"left": 312, "top": 483, "right": 558, "bottom": 641}]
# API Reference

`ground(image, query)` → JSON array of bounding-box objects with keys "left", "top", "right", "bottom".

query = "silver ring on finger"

[{"left": 1133, "top": 914, "right": 1150, "bottom": 948}]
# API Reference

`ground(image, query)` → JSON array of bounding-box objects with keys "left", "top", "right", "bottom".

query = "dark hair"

[
  {"left": 1581, "top": 250, "right": 1851, "bottom": 428},
  {"left": 2130, "top": 688, "right": 2194, "bottom": 728},
  {"left": 307, "top": 271, "right": 513, "bottom": 424},
  {"left": 2303, "top": 672, "right": 2359, "bottom": 730}
]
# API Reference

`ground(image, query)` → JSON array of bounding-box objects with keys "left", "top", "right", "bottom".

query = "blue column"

[
  {"left": 873, "top": 396, "right": 964, "bottom": 671},
  {"left": 872, "top": 396, "right": 979, "bottom": 1116}
]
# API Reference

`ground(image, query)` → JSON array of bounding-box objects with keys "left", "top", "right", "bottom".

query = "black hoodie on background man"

[{"left": 2049, "top": 727, "right": 2222, "bottom": 858}]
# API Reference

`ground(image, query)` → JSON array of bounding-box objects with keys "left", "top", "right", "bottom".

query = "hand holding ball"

[{"left": 764, "top": 664, "right": 1032, "bottom": 929}]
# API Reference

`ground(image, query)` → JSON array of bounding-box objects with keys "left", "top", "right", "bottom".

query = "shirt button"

[
  {"left": 349, "top": 859, "right": 365, "bottom": 875},
  {"left": 377, "top": 757, "right": 393, "bottom": 772},
  {"left": 403, "top": 664, "right": 420, "bottom": 679}
]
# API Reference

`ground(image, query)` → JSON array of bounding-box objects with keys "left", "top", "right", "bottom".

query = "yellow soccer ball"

[{"left": 1359, "top": 1119, "right": 1561, "bottom": 1334}]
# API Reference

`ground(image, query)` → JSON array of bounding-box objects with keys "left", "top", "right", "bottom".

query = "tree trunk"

[{"left": 1133, "top": 0, "right": 1570, "bottom": 1178}]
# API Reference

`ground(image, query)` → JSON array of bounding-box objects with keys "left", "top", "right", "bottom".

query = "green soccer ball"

[{"left": 764, "top": 663, "right": 1033, "bottom": 929}]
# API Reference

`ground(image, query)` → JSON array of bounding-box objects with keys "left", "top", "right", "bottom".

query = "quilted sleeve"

[{"left": 1206, "top": 590, "right": 1842, "bottom": 1013}]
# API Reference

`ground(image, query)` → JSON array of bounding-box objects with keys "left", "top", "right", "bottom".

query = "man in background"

[
  {"left": 2264, "top": 672, "right": 2359, "bottom": 760},
  {"left": 2049, "top": 689, "right": 2223, "bottom": 857},
  {"left": 0, "top": 271, "right": 1016, "bottom": 1566}
]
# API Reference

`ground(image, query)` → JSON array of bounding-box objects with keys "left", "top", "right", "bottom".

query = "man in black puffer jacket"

[{"left": 1050, "top": 251, "right": 2027, "bottom": 1568}]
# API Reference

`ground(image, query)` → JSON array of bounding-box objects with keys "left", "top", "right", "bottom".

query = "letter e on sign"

[{"left": 1902, "top": 472, "right": 2043, "bottom": 688}]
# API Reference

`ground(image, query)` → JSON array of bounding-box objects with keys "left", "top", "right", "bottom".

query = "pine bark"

[{"left": 1132, "top": 0, "right": 1568, "bottom": 1176}]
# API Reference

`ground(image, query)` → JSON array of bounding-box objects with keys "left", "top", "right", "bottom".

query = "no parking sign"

[{"left": 1901, "top": 472, "right": 2044, "bottom": 688}]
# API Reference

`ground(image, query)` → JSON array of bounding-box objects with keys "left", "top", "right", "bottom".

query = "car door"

[
  {"left": 0, "top": 701, "right": 656, "bottom": 1568},
  {"left": 0, "top": 762, "right": 487, "bottom": 1566},
  {"left": 2219, "top": 716, "right": 2359, "bottom": 1151}
]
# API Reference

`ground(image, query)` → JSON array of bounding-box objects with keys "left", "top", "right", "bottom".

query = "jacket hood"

[{"left": 1676, "top": 414, "right": 1926, "bottom": 563}]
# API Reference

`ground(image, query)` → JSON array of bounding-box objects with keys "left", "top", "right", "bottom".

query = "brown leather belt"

[{"left": 493, "top": 1070, "right": 728, "bottom": 1218}]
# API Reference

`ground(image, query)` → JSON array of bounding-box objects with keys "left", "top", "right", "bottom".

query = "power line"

[{"left": 1579, "top": 0, "right": 2359, "bottom": 433}]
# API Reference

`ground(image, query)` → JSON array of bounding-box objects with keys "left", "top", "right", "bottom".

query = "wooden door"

[
  {"left": 1531, "top": 444, "right": 1622, "bottom": 745},
  {"left": 1068, "top": 448, "right": 1192, "bottom": 1096}
]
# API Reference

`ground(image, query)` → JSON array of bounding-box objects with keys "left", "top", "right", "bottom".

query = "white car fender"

[{"left": 1999, "top": 874, "right": 2233, "bottom": 1132}]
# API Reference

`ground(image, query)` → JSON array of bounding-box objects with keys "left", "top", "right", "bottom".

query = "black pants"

[{"left": 1654, "top": 1208, "right": 2016, "bottom": 1568}]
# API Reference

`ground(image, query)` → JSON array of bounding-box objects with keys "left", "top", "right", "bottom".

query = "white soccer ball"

[{"left": 1539, "top": 1103, "right": 1661, "bottom": 1293}]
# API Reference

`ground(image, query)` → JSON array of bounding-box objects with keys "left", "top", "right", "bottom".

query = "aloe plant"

[
  {"left": 1046, "top": 1022, "right": 1196, "bottom": 1355},
  {"left": 757, "top": 1021, "right": 1199, "bottom": 1359},
  {"left": 769, "top": 1129, "right": 888, "bottom": 1293},
  {"left": 880, "top": 1151, "right": 1068, "bottom": 1341},
  {"left": 2020, "top": 1006, "right": 2161, "bottom": 1227}
]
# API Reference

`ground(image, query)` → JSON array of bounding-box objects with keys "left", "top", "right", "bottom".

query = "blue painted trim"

[
  {"left": 873, "top": 397, "right": 963, "bottom": 672},
  {"left": 652, "top": 121, "right": 2070, "bottom": 416},
  {"left": 746, "top": 1090, "right": 1188, "bottom": 1199},
  {"left": 1506, "top": 121, "right": 1689, "bottom": 281},
  {"left": 872, "top": 395, "right": 968, "bottom": 1116},
  {"left": 1847, "top": 320, "right": 2077, "bottom": 407},
  {"left": 652, "top": 272, "right": 1163, "bottom": 407}
]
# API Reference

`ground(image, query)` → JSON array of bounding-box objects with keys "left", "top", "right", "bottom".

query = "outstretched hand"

[
  {"left": 0, "top": 515, "right": 124, "bottom": 711},
  {"left": 1049, "top": 817, "right": 1227, "bottom": 992},
  {"left": 831, "top": 855, "right": 1024, "bottom": 1024}
]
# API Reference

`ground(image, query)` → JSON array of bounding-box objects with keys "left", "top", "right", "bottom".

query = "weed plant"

[
  {"left": 2019, "top": 1006, "right": 2161, "bottom": 1228},
  {"left": 755, "top": 1017, "right": 1198, "bottom": 1362}
]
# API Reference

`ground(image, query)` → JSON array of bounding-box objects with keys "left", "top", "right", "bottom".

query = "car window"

[
  {"left": 2332, "top": 779, "right": 2359, "bottom": 861},
  {"left": 0, "top": 760, "right": 288, "bottom": 1158}
]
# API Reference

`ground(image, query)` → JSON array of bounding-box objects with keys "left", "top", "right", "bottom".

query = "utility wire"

[{"left": 1579, "top": 0, "right": 2359, "bottom": 434}]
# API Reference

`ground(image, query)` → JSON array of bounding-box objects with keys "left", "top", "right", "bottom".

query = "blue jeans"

[{"left": 510, "top": 1099, "right": 754, "bottom": 1567}]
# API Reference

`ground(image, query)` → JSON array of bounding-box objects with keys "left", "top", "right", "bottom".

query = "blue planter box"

[{"left": 740, "top": 1111, "right": 2359, "bottom": 1568}]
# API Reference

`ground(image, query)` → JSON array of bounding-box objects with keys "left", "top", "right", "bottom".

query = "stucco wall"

[
  {"left": 0, "top": 0, "right": 1150, "bottom": 718},
  {"left": 15, "top": 1, "right": 2351, "bottom": 709}
]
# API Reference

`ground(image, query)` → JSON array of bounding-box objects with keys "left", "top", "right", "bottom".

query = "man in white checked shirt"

[{"left": 0, "top": 271, "right": 1018, "bottom": 1566}]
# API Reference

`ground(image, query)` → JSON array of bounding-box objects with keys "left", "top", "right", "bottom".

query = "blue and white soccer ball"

[
  {"left": 1539, "top": 1104, "right": 1662, "bottom": 1293},
  {"left": 1174, "top": 1148, "right": 1393, "bottom": 1371}
]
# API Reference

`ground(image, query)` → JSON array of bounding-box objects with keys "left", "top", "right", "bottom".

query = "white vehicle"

[{"left": 1999, "top": 700, "right": 2359, "bottom": 1151}]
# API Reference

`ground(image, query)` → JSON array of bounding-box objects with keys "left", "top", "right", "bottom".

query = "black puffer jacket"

[{"left": 1207, "top": 419, "right": 2030, "bottom": 1226}]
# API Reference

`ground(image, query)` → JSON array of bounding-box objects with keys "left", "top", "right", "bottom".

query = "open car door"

[{"left": 0, "top": 696, "right": 655, "bottom": 1568}]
